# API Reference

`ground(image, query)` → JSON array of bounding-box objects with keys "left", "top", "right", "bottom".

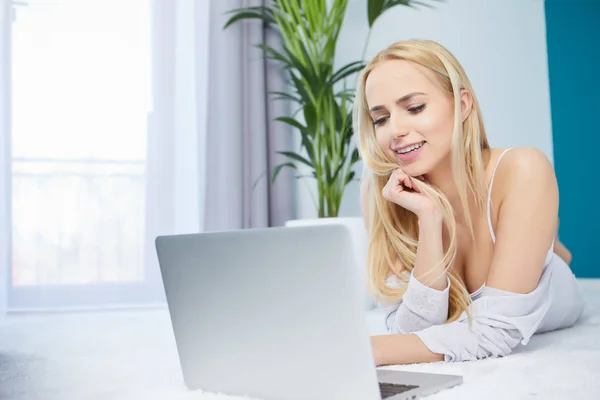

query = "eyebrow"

[{"left": 368, "top": 92, "right": 427, "bottom": 112}]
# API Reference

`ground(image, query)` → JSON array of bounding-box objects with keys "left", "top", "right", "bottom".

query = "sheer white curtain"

[
  {"left": 0, "top": 0, "right": 293, "bottom": 313},
  {"left": 0, "top": 0, "right": 189, "bottom": 311},
  {"left": 149, "top": 0, "right": 208, "bottom": 236}
]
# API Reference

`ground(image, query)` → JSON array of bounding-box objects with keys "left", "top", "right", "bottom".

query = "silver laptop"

[{"left": 155, "top": 224, "right": 462, "bottom": 400}]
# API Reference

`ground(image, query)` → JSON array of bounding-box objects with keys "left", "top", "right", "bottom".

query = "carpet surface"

[{"left": 1, "top": 281, "right": 599, "bottom": 400}]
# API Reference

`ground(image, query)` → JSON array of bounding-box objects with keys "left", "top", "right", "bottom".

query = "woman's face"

[{"left": 364, "top": 59, "right": 457, "bottom": 177}]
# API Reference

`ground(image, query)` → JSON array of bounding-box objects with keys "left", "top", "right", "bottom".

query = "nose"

[{"left": 390, "top": 113, "right": 409, "bottom": 140}]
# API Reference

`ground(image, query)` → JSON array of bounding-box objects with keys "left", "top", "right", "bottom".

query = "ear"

[{"left": 460, "top": 89, "right": 473, "bottom": 122}]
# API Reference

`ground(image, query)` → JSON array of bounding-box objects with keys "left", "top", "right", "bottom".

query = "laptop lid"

[{"left": 156, "top": 224, "right": 382, "bottom": 400}]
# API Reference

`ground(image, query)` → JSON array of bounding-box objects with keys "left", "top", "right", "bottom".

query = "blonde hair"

[{"left": 353, "top": 40, "right": 490, "bottom": 323}]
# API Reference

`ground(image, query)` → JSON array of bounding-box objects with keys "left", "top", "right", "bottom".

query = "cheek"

[
  {"left": 376, "top": 133, "right": 385, "bottom": 148},
  {"left": 419, "top": 107, "right": 454, "bottom": 141},
  {"left": 374, "top": 129, "right": 389, "bottom": 149}
]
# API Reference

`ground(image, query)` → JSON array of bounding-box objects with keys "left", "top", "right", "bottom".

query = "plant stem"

[{"left": 318, "top": 180, "right": 325, "bottom": 218}]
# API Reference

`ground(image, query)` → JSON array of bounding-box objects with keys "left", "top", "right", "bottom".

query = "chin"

[
  {"left": 401, "top": 164, "right": 428, "bottom": 177},
  {"left": 398, "top": 156, "right": 434, "bottom": 177}
]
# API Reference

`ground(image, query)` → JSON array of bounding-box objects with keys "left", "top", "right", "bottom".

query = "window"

[{"left": 8, "top": 0, "right": 164, "bottom": 310}]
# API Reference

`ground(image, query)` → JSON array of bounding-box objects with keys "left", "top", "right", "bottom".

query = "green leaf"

[
  {"left": 332, "top": 97, "right": 347, "bottom": 133},
  {"left": 328, "top": 61, "right": 366, "bottom": 87},
  {"left": 344, "top": 170, "right": 356, "bottom": 185},
  {"left": 283, "top": 42, "right": 318, "bottom": 85},
  {"left": 334, "top": 88, "right": 356, "bottom": 100},
  {"left": 344, "top": 120, "right": 355, "bottom": 146},
  {"left": 367, "top": 0, "right": 385, "bottom": 28},
  {"left": 274, "top": 116, "right": 307, "bottom": 132},
  {"left": 223, "top": 6, "right": 276, "bottom": 29},
  {"left": 300, "top": 134, "right": 317, "bottom": 164},
  {"left": 324, "top": 160, "right": 333, "bottom": 185},
  {"left": 288, "top": 71, "right": 315, "bottom": 107},
  {"left": 256, "top": 44, "right": 293, "bottom": 69},
  {"left": 302, "top": 104, "right": 318, "bottom": 136},
  {"left": 408, "top": 0, "right": 444, "bottom": 10},
  {"left": 331, "top": 162, "right": 346, "bottom": 183},
  {"left": 277, "top": 151, "right": 314, "bottom": 168},
  {"left": 350, "top": 147, "right": 361, "bottom": 164},
  {"left": 271, "top": 162, "right": 297, "bottom": 183},
  {"left": 367, "top": 0, "right": 442, "bottom": 28},
  {"left": 251, "top": 170, "right": 267, "bottom": 191},
  {"left": 268, "top": 90, "right": 302, "bottom": 103}
]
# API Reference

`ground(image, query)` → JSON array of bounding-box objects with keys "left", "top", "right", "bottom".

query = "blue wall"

[{"left": 546, "top": 0, "right": 600, "bottom": 277}]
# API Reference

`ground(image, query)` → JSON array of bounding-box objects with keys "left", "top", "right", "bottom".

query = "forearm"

[
  {"left": 371, "top": 334, "right": 444, "bottom": 366},
  {"left": 412, "top": 212, "right": 447, "bottom": 290},
  {"left": 387, "top": 213, "right": 449, "bottom": 333},
  {"left": 387, "top": 271, "right": 450, "bottom": 333},
  {"left": 554, "top": 239, "right": 572, "bottom": 265}
]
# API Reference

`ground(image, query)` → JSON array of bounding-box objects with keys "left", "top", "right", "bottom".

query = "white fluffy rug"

[{"left": 1, "top": 281, "right": 600, "bottom": 400}]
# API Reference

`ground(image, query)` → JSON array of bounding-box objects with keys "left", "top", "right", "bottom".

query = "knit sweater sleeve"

[
  {"left": 384, "top": 271, "right": 451, "bottom": 334},
  {"left": 412, "top": 264, "right": 584, "bottom": 362}
]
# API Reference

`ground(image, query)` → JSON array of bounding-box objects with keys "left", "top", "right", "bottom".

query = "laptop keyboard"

[{"left": 379, "top": 382, "right": 419, "bottom": 399}]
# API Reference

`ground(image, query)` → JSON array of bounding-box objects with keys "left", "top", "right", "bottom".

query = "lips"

[
  {"left": 395, "top": 141, "right": 425, "bottom": 163},
  {"left": 395, "top": 141, "right": 425, "bottom": 154}
]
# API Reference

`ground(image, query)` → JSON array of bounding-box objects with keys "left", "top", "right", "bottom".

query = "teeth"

[{"left": 397, "top": 142, "right": 424, "bottom": 154}]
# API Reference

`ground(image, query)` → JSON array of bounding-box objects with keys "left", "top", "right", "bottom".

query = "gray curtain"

[{"left": 204, "top": 0, "right": 296, "bottom": 231}]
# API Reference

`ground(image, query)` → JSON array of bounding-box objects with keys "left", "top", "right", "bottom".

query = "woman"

[{"left": 354, "top": 40, "right": 584, "bottom": 365}]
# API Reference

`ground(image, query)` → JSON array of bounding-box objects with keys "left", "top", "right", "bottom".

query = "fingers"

[
  {"left": 391, "top": 168, "right": 422, "bottom": 193},
  {"left": 391, "top": 168, "right": 412, "bottom": 189},
  {"left": 383, "top": 169, "right": 428, "bottom": 203},
  {"left": 382, "top": 175, "right": 404, "bottom": 201}
]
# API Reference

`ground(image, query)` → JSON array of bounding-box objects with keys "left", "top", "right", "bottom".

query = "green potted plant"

[{"left": 224, "top": 0, "right": 438, "bottom": 219}]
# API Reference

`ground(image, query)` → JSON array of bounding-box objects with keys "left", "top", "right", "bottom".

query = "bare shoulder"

[
  {"left": 492, "top": 146, "right": 558, "bottom": 201},
  {"left": 495, "top": 146, "right": 555, "bottom": 176}
]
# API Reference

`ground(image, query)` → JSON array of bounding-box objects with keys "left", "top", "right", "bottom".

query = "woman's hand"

[{"left": 382, "top": 168, "right": 438, "bottom": 219}]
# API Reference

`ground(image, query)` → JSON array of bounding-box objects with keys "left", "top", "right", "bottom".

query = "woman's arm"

[
  {"left": 371, "top": 334, "right": 443, "bottom": 366},
  {"left": 554, "top": 219, "right": 572, "bottom": 264},
  {"left": 483, "top": 147, "right": 557, "bottom": 293},
  {"left": 360, "top": 176, "right": 449, "bottom": 333},
  {"left": 554, "top": 239, "right": 572, "bottom": 265},
  {"left": 413, "top": 211, "right": 447, "bottom": 290},
  {"left": 371, "top": 148, "right": 577, "bottom": 365}
]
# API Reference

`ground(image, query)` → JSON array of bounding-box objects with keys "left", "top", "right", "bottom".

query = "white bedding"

[{"left": 1, "top": 281, "right": 600, "bottom": 400}]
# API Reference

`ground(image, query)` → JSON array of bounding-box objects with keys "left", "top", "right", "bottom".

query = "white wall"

[{"left": 295, "top": 0, "right": 553, "bottom": 219}]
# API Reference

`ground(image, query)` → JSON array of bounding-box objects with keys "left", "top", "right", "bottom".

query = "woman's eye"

[
  {"left": 372, "top": 116, "right": 389, "bottom": 126},
  {"left": 408, "top": 104, "right": 426, "bottom": 114}
]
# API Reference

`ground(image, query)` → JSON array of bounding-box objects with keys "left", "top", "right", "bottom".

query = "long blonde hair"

[{"left": 353, "top": 40, "right": 490, "bottom": 322}]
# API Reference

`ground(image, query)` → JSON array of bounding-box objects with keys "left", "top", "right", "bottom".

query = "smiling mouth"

[{"left": 396, "top": 141, "right": 425, "bottom": 155}]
